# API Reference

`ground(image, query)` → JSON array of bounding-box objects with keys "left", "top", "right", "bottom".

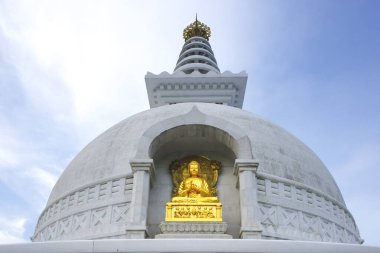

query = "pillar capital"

[
  {"left": 234, "top": 159, "right": 259, "bottom": 175},
  {"left": 130, "top": 158, "right": 154, "bottom": 172},
  {"left": 130, "top": 159, "right": 155, "bottom": 180}
]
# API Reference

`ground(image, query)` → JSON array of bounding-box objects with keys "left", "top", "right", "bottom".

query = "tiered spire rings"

[{"left": 174, "top": 15, "right": 219, "bottom": 74}]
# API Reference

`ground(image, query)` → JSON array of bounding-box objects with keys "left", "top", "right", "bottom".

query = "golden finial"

[{"left": 183, "top": 15, "right": 211, "bottom": 42}]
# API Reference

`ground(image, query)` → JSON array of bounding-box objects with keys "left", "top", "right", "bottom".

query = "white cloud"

[
  {"left": 0, "top": 216, "right": 27, "bottom": 244},
  {"left": 0, "top": 124, "right": 59, "bottom": 210},
  {"left": 0, "top": 0, "right": 152, "bottom": 144},
  {"left": 0, "top": 165, "right": 58, "bottom": 211},
  {"left": 0, "top": 124, "right": 24, "bottom": 168},
  {"left": 330, "top": 143, "right": 380, "bottom": 246},
  {"left": 0, "top": 142, "right": 20, "bottom": 168},
  {"left": 332, "top": 143, "right": 380, "bottom": 193},
  {"left": 22, "top": 167, "right": 57, "bottom": 199}
]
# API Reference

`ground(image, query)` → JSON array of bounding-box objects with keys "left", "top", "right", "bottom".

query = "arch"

[
  {"left": 134, "top": 105, "right": 253, "bottom": 237},
  {"left": 134, "top": 105, "right": 253, "bottom": 159}
]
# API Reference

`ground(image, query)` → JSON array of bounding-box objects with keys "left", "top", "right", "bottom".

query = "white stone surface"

[
  {"left": 32, "top": 176, "right": 133, "bottom": 241},
  {"left": 145, "top": 70, "right": 247, "bottom": 108},
  {"left": 174, "top": 36, "right": 220, "bottom": 74},
  {"left": 126, "top": 159, "right": 154, "bottom": 238},
  {"left": 146, "top": 35, "right": 247, "bottom": 108},
  {"left": 34, "top": 103, "right": 361, "bottom": 242},
  {"left": 46, "top": 103, "right": 345, "bottom": 206},
  {"left": 0, "top": 239, "right": 379, "bottom": 253},
  {"left": 234, "top": 159, "right": 262, "bottom": 238}
]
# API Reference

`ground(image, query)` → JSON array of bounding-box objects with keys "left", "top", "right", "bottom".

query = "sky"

[{"left": 0, "top": 0, "right": 379, "bottom": 246}]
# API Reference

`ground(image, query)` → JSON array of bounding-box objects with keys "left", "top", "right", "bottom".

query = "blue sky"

[{"left": 0, "top": 0, "right": 379, "bottom": 246}]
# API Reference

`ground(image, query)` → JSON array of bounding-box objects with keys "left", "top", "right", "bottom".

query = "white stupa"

[{"left": 2, "top": 17, "right": 377, "bottom": 253}]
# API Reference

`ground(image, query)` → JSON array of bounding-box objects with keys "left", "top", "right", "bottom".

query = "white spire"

[
  {"left": 145, "top": 18, "right": 247, "bottom": 108},
  {"left": 174, "top": 36, "right": 220, "bottom": 74}
]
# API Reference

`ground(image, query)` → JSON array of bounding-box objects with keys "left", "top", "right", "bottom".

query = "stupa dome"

[{"left": 33, "top": 102, "right": 361, "bottom": 243}]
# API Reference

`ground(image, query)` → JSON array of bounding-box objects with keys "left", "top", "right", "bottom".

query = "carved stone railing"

[
  {"left": 256, "top": 172, "right": 362, "bottom": 243},
  {"left": 33, "top": 175, "right": 133, "bottom": 241}
]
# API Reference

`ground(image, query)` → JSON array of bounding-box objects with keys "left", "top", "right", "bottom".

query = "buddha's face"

[{"left": 188, "top": 161, "right": 200, "bottom": 176}]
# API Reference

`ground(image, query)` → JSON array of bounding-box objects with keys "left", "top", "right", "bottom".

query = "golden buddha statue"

[
  {"left": 165, "top": 156, "right": 222, "bottom": 222},
  {"left": 172, "top": 160, "right": 218, "bottom": 203}
]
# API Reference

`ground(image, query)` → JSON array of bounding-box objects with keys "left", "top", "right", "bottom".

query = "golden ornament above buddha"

[{"left": 165, "top": 156, "right": 222, "bottom": 222}]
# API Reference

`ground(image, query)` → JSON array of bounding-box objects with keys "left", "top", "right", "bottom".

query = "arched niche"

[
  {"left": 134, "top": 105, "right": 253, "bottom": 160},
  {"left": 146, "top": 124, "right": 242, "bottom": 238}
]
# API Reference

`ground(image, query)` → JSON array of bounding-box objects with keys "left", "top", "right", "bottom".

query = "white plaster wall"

[
  {"left": 36, "top": 103, "right": 361, "bottom": 242},
  {"left": 46, "top": 103, "right": 344, "bottom": 207},
  {"left": 145, "top": 71, "right": 247, "bottom": 108}
]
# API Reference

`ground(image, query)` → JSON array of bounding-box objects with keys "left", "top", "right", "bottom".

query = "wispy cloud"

[
  {"left": 0, "top": 1, "right": 154, "bottom": 241},
  {"left": 331, "top": 143, "right": 380, "bottom": 245},
  {"left": 0, "top": 216, "right": 27, "bottom": 244},
  {"left": 332, "top": 143, "right": 380, "bottom": 195}
]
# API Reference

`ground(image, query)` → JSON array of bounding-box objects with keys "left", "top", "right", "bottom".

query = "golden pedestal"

[{"left": 165, "top": 202, "right": 222, "bottom": 222}]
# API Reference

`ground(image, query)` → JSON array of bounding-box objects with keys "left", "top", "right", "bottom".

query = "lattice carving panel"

[
  {"left": 258, "top": 203, "right": 360, "bottom": 243},
  {"left": 256, "top": 175, "right": 361, "bottom": 242},
  {"left": 33, "top": 176, "right": 133, "bottom": 241}
]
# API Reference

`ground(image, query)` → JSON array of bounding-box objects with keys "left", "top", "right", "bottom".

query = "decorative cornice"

[
  {"left": 130, "top": 159, "right": 155, "bottom": 174},
  {"left": 234, "top": 159, "right": 260, "bottom": 175},
  {"left": 130, "top": 159, "right": 155, "bottom": 184}
]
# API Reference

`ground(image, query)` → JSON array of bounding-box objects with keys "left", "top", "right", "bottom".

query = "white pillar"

[
  {"left": 234, "top": 159, "right": 262, "bottom": 239},
  {"left": 126, "top": 159, "right": 155, "bottom": 239}
]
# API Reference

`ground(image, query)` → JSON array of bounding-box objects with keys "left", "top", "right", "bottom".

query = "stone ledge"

[{"left": 1, "top": 239, "right": 373, "bottom": 253}]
